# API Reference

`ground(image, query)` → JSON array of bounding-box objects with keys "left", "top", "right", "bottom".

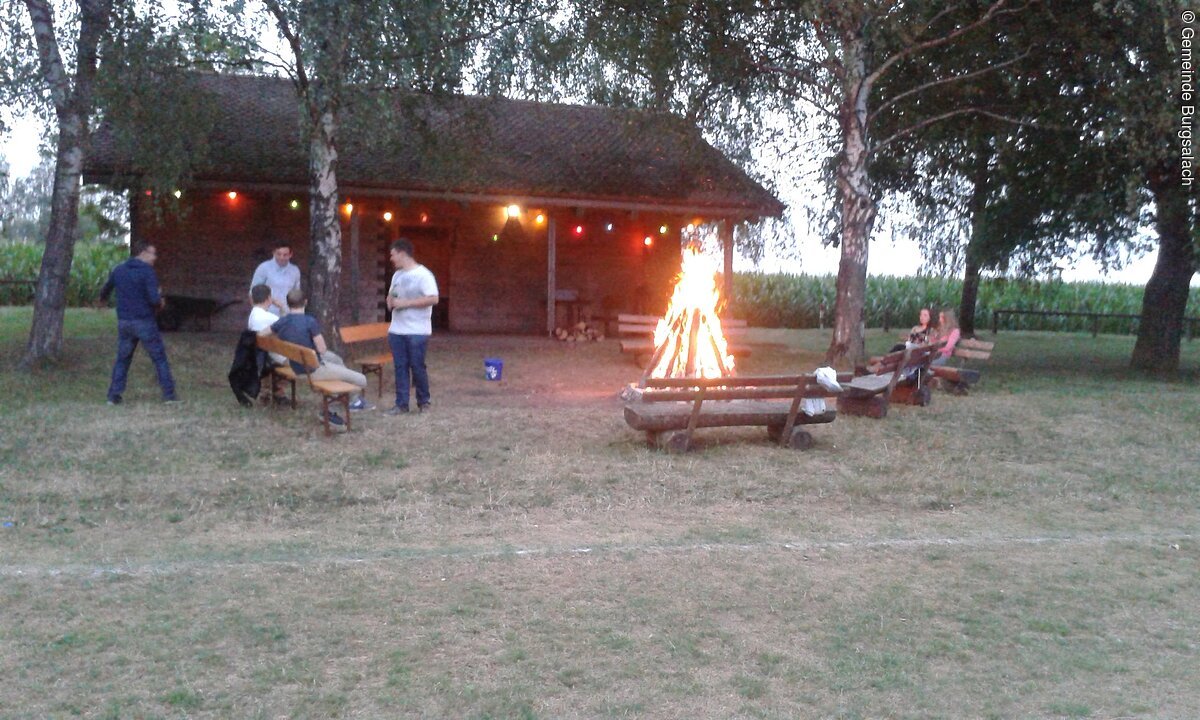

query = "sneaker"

[
  {"left": 163, "top": 397, "right": 181, "bottom": 404},
  {"left": 383, "top": 405, "right": 409, "bottom": 416},
  {"left": 317, "top": 411, "right": 346, "bottom": 427},
  {"left": 106, "top": 396, "right": 122, "bottom": 405},
  {"left": 348, "top": 397, "right": 374, "bottom": 412},
  {"left": 417, "top": 403, "right": 431, "bottom": 414}
]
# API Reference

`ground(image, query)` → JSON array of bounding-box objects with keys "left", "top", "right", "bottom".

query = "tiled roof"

[{"left": 86, "top": 73, "right": 783, "bottom": 217}]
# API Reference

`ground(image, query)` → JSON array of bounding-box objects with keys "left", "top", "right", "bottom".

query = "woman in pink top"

[{"left": 931, "top": 308, "right": 960, "bottom": 366}]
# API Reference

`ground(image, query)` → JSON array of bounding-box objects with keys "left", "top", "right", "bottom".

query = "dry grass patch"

[{"left": 1, "top": 309, "right": 1199, "bottom": 717}]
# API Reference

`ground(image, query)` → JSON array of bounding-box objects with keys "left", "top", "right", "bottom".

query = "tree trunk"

[
  {"left": 959, "top": 252, "right": 982, "bottom": 337},
  {"left": 959, "top": 142, "right": 992, "bottom": 338},
  {"left": 1130, "top": 169, "right": 1196, "bottom": 373},
  {"left": 826, "top": 35, "right": 875, "bottom": 370},
  {"left": 21, "top": 112, "right": 85, "bottom": 367},
  {"left": 307, "top": 107, "right": 343, "bottom": 352},
  {"left": 19, "top": 0, "right": 111, "bottom": 369}
]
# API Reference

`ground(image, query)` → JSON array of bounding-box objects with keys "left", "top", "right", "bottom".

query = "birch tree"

[
  {"left": 555, "top": 0, "right": 1029, "bottom": 367},
  {"left": 761, "top": 1, "right": 1032, "bottom": 366},
  {"left": 246, "top": 0, "right": 550, "bottom": 344},
  {"left": 8, "top": 0, "right": 113, "bottom": 368}
]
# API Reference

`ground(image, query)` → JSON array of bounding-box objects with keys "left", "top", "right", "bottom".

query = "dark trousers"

[
  {"left": 108, "top": 319, "right": 177, "bottom": 401},
  {"left": 388, "top": 333, "right": 430, "bottom": 409}
]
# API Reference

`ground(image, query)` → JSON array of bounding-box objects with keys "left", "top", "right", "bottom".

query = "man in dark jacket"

[{"left": 99, "top": 241, "right": 178, "bottom": 404}]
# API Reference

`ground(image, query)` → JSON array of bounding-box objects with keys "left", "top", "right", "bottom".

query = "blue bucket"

[{"left": 483, "top": 357, "right": 504, "bottom": 381}]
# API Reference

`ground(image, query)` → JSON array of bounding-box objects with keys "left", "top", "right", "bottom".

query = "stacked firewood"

[{"left": 554, "top": 320, "right": 605, "bottom": 342}]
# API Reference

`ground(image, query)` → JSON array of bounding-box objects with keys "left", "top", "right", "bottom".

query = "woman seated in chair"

[
  {"left": 930, "top": 308, "right": 961, "bottom": 366},
  {"left": 890, "top": 307, "right": 933, "bottom": 353}
]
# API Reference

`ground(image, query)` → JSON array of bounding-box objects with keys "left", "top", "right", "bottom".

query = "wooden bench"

[
  {"left": 339, "top": 322, "right": 392, "bottom": 399},
  {"left": 837, "top": 340, "right": 946, "bottom": 419},
  {"left": 260, "top": 341, "right": 298, "bottom": 409},
  {"left": 256, "top": 335, "right": 359, "bottom": 436},
  {"left": 616, "top": 313, "right": 752, "bottom": 358},
  {"left": 623, "top": 372, "right": 849, "bottom": 453},
  {"left": 929, "top": 338, "right": 995, "bottom": 394}
]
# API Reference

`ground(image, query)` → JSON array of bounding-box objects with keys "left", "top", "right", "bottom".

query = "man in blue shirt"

[
  {"left": 263, "top": 289, "right": 371, "bottom": 424},
  {"left": 100, "top": 241, "right": 177, "bottom": 404}
]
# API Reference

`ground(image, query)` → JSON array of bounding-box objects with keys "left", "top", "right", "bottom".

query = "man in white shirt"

[
  {"left": 383, "top": 238, "right": 439, "bottom": 415},
  {"left": 248, "top": 283, "right": 287, "bottom": 400},
  {"left": 249, "top": 242, "right": 301, "bottom": 316}
]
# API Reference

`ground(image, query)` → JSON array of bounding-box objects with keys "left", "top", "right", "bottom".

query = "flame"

[{"left": 646, "top": 248, "right": 735, "bottom": 380}]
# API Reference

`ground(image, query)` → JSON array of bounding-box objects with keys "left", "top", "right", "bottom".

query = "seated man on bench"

[
  {"left": 248, "top": 283, "right": 289, "bottom": 403},
  {"left": 262, "top": 289, "right": 373, "bottom": 425}
]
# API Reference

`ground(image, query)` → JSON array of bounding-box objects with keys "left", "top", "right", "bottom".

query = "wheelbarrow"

[{"left": 157, "top": 295, "right": 241, "bottom": 331}]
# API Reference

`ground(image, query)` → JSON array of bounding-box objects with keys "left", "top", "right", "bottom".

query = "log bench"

[
  {"left": 623, "top": 373, "right": 849, "bottom": 453},
  {"left": 339, "top": 322, "right": 392, "bottom": 399},
  {"left": 616, "top": 313, "right": 752, "bottom": 358},
  {"left": 929, "top": 338, "right": 995, "bottom": 394},
  {"left": 837, "top": 340, "right": 946, "bottom": 419},
  {"left": 256, "top": 334, "right": 358, "bottom": 436}
]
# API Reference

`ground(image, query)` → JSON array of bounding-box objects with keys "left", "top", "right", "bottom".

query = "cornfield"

[
  {"left": 0, "top": 242, "right": 128, "bottom": 306},
  {"left": 730, "top": 272, "right": 1200, "bottom": 335}
]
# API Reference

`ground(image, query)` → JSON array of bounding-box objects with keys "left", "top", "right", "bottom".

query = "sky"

[{"left": 0, "top": 108, "right": 1165, "bottom": 286}]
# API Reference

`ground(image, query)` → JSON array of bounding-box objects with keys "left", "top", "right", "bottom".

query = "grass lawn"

[{"left": 1, "top": 307, "right": 1198, "bottom": 719}]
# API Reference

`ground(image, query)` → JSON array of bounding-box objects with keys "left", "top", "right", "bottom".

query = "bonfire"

[{"left": 640, "top": 248, "right": 736, "bottom": 384}]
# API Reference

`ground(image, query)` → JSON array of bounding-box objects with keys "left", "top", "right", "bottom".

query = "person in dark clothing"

[
  {"left": 99, "top": 241, "right": 177, "bottom": 404},
  {"left": 228, "top": 330, "right": 269, "bottom": 407}
]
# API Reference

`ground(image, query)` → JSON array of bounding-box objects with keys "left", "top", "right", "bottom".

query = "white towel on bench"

[{"left": 802, "top": 367, "right": 843, "bottom": 415}]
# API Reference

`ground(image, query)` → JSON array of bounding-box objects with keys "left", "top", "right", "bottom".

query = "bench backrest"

[
  {"left": 339, "top": 322, "right": 390, "bottom": 345},
  {"left": 640, "top": 373, "right": 850, "bottom": 403},
  {"left": 256, "top": 334, "right": 320, "bottom": 379},
  {"left": 867, "top": 339, "right": 947, "bottom": 377},
  {"left": 953, "top": 338, "right": 994, "bottom": 361},
  {"left": 617, "top": 313, "right": 748, "bottom": 337}
]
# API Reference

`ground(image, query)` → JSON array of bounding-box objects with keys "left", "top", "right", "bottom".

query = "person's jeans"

[
  {"left": 388, "top": 333, "right": 430, "bottom": 409},
  {"left": 108, "top": 319, "right": 177, "bottom": 401}
]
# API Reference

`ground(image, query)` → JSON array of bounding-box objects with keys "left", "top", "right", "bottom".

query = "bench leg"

[
  {"left": 787, "top": 429, "right": 814, "bottom": 451},
  {"left": 653, "top": 430, "right": 691, "bottom": 453},
  {"left": 361, "top": 364, "right": 384, "bottom": 400},
  {"left": 837, "top": 395, "right": 889, "bottom": 419},
  {"left": 768, "top": 424, "right": 814, "bottom": 450}
]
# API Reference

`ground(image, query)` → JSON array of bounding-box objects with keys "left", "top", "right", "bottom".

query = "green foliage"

[
  {"left": 731, "top": 272, "right": 1200, "bottom": 334},
  {"left": 0, "top": 242, "right": 125, "bottom": 305}
]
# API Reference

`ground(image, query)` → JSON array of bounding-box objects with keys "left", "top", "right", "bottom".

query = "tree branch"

[
  {"left": 868, "top": 49, "right": 1031, "bottom": 125},
  {"left": 864, "top": 0, "right": 1027, "bottom": 90},
  {"left": 22, "top": 0, "right": 69, "bottom": 114},
  {"left": 260, "top": 0, "right": 307, "bottom": 93},
  {"left": 872, "top": 107, "right": 1059, "bottom": 155}
]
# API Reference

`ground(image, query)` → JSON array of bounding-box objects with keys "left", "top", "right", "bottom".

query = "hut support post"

[
  {"left": 721, "top": 220, "right": 734, "bottom": 317},
  {"left": 546, "top": 216, "right": 557, "bottom": 335},
  {"left": 349, "top": 206, "right": 361, "bottom": 324}
]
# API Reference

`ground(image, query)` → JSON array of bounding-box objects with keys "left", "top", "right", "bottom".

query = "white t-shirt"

[
  {"left": 388, "top": 264, "right": 438, "bottom": 336},
  {"left": 248, "top": 305, "right": 286, "bottom": 364},
  {"left": 250, "top": 260, "right": 301, "bottom": 316},
  {"left": 247, "top": 305, "right": 276, "bottom": 332}
]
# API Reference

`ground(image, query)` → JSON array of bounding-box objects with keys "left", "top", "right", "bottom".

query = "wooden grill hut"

[{"left": 85, "top": 74, "right": 783, "bottom": 333}]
